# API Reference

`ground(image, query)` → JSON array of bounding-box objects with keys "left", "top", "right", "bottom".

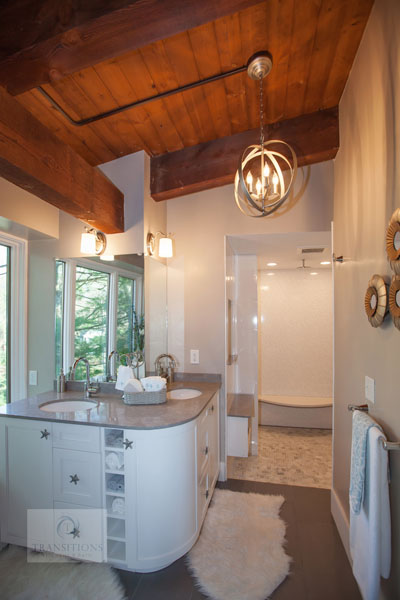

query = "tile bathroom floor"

[
  {"left": 117, "top": 479, "right": 361, "bottom": 600},
  {"left": 227, "top": 425, "right": 332, "bottom": 488}
]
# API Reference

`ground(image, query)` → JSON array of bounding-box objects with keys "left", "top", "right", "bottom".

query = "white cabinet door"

[
  {"left": 0, "top": 418, "right": 53, "bottom": 547},
  {"left": 132, "top": 421, "right": 197, "bottom": 571},
  {"left": 53, "top": 448, "right": 102, "bottom": 507}
]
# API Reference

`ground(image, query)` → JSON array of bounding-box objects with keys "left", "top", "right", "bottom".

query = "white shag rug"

[
  {"left": 0, "top": 545, "right": 126, "bottom": 600},
  {"left": 187, "top": 489, "right": 291, "bottom": 600}
]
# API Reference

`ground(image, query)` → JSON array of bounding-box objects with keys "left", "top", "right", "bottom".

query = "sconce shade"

[
  {"left": 158, "top": 236, "right": 173, "bottom": 258},
  {"left": 81, "top": 231, "right": 97, "bottom": 254},
  {"left": 80, "top": 227, "right": 107, "bottom": 255}
]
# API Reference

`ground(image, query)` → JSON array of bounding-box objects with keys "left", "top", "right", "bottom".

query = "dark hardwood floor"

[{"left": 116, "top": 479, "right": 361, "bottom": 600}]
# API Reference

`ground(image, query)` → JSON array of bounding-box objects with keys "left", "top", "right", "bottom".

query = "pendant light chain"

[{"left": 259, "top": 77, "right": 264, "bottom": 149}]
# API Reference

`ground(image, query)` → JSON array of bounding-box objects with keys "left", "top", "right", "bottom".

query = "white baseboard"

[{"left": 331, "top": 487, "right": 352, "bottom": 564}]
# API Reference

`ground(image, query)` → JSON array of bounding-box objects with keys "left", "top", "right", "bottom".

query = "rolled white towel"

[
  {"left": 115, "top": 366, "right": 134, "bottom": 391},
  {"left": 124, "top": 378, "right": 144, "bottom": 393},
  {"left": 105, "top": 452, "right": 123, "bottom": 471},
  {"left": 140, "top": 376, "right": 167, "bottom": 392},
  {"left": 111, "top": 497, "right": 125, "bottom": 515}
]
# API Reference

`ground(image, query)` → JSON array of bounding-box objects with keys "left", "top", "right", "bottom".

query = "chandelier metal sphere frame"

[{"left": 234, "top": 52, "right": 297, "bottom": 218}]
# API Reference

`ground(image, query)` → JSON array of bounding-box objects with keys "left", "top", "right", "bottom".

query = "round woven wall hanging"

[
  {"left": 386, "top": 208, "right": 400, "bottom": 274},
  {"left": 389, "top": 275, "right": 400, "bottom": 330},
  {"left": 364, "top": 274, "right": 388, "bottom": 328}
]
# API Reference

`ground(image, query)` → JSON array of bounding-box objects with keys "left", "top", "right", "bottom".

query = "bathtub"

[{"left": 259, "top": 395, "right": 332, "bottom": 429}]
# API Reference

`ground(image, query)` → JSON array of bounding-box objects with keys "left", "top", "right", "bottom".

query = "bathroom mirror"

[
  {"left": 364, "top": 275, "right": 388, "bottom": 328},
  {"left": 27, "top": 247, "right": 167, "bottom": 393},
  {"left": 67, "top": 254, "right": 168, "bottom": 379}
]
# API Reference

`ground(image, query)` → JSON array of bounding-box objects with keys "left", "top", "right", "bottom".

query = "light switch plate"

[
  {"left": 190, "top": 349, "right": 200, "bottom": 364},
  {"left": 29, "top": 370, "right": 38, "bottom": 386},
  {"left": 365, "top": 375, "right": 375, "bottom": 403}
]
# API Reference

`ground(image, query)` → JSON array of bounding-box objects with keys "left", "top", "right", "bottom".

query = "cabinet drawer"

[
  {"left": 52, "top": 423, "right": 100, "bottom": 452},
  {"left": 53, "top": 501, "right": 105, "bottom": 562},
  {"left": 197, "top": 468, "right": 209, "bottom": 526},
  {"left": 197, "top": 423, "right": 209, "bottom": 477},
  {"left": 53, "top": 448, "right": 102, "bottom": 507}
]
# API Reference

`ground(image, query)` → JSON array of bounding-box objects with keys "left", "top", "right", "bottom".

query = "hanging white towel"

[
  {"left": 350, "top": 424, "right": 391, "bottom": 600},
  {"left": 115, "top": 365, "right": 134, "bottom": 391}
]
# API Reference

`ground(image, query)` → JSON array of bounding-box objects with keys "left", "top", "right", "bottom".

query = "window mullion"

[
  {"left": 108, "top": 271, "right": 118, "bottom": 360},
  {"left": 63, "top": 260, "right": 76, "bottom": 376}
]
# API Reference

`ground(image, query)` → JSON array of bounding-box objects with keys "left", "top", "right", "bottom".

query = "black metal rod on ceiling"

[{"left": 37, "top": 64, "right": 248, "bottom": 127}]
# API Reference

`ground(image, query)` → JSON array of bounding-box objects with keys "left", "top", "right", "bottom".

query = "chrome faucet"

[
  {"left": 71, "top": 357, "right": 100, "bottom": 398},
  {"left": 154, "top": 354, "right": 176, "bottom": 384},
  {"left": 107, "top": 350, "right": 120, "bottom": 381}
]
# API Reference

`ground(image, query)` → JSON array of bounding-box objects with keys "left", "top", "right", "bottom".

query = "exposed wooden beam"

[
  {"left": 0, "top": 86, "right": 124, "bottom": 233},
  {"left": 150, "top": 107, "right": 339, "bottom": 201},
  {"left": 0, "top": 0, "right": 262, "bottom": 95}
]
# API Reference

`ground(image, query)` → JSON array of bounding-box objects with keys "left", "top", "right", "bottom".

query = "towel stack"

[{"left": 140, "top": 376, "right": 167, "bottom": 392}]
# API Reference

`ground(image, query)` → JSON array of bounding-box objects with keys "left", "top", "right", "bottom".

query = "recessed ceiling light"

[
  {"left": 310, "top": 272, "right": 318, "bottom": 276},
  {"left": 320, "top": 261, "right": 331, "bottom": 265},
  {"left": 267, "top": 272, "right": 275, "bottom": 276},
  {"left": 267, "top": 262, "right": 277, "bottom": 266}
]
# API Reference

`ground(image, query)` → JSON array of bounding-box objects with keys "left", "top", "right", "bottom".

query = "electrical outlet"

[
  {"left": 190, "top": 349, "right": 200, "bottom": 364},
  {"left": 365, "top": 375, "right": 375, "bottom": 403},
  {"left": 29, "top": 370, "right": 38, "bottom": 386}
]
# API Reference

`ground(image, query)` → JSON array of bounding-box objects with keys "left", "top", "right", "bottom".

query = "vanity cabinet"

[
  {"left": 196, "top": 394, "right": 219, "bottom": 525},
  {"left": 0, "top": 391, "right": 220, "bottom": 572},
  {"left": 0, "top": 418, "right": 53, "bottom": 548}
]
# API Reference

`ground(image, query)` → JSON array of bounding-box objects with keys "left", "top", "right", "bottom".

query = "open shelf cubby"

[
  {"left": 105, "top": 472, "right": 125, "bottom": 495},
  {"left": 107, "top": 517, "right": 126, "bottom": 541},
  {"left": 105, "top": 450, "right": 124, "bottom": 472},
  {"left": 107, "top": 539, "right": 126, "bottom": 563},
  {"left": 104, "top": 429, "right": 124, "bottom": 450},
  {"left": 106, "top": 494, "right": 125, "bottom": 517}
]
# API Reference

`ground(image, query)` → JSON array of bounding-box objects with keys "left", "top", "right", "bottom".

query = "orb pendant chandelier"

[{"left": 234, "top": 52, "right": 297, "bottom": 218}]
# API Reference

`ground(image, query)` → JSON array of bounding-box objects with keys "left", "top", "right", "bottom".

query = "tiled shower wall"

[{"left": 258, "top": 268, "right": 333, "bottom": 398}]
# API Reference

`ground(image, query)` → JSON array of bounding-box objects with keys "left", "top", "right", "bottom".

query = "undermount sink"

[
  {"left": 39, "top": 399, "right": 99, "bottom": 413},
  {"left": 167, "top": 389, "right": 202, "bottom": 400}
]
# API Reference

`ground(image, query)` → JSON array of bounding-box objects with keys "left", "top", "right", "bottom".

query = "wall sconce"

[
  {"left": 80, "top": 227, "right": 107, "bottom": 255},
  {"left": 146, "top": 232, "right": 173, "bottom": 258}
]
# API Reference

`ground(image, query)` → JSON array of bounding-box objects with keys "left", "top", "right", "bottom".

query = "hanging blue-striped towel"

[{"left": 349, "top": 411, "right": 383, "bottom": 515}]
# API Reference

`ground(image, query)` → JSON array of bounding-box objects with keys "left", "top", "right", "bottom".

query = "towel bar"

[
  {"left": 348, "top": 404, "right": 369, "bottom": 412},
  {"left": 380, "top": 438, "right": 400, "bottom": 451}
]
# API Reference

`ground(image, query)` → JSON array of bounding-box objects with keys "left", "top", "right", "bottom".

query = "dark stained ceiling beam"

[
  {"left": 0, "top": 86, "right": 124, "bottom": 233},
  {"left": 150, "top": 107, "right": 340, "bottom": 202},
  {"left": 0, "top": 0, "right": 263, "bottom": 95}
]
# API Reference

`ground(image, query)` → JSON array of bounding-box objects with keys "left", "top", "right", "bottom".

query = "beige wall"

[
  {"left": 333, "top": 0, "right": 400, "bottom": 595},
  {"left": 0, "top": 177, "right": 59, "bottom": 239},
  {"left": 166, "top": 160, "right": 333, "bottom": 468}
]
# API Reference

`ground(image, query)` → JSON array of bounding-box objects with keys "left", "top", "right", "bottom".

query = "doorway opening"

[{"left": 225, "top": 231, "right": 333, "bottom": 489}]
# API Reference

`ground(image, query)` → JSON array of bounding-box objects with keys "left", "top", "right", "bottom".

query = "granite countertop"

[{"left": 0, "top": 381, "right": 220, "bottom": 430}]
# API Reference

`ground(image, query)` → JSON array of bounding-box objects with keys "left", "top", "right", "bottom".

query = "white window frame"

[
  {"left": 60, "top": 258, "right": 143, "bottom": 376},
  {"left": 0, "top": 232, "right": 27, "bottom": 402}
]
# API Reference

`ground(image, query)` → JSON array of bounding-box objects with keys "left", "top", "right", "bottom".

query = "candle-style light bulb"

[
  {"left": 263, "top": 163, "right": 270, "bottom": 178},
  {"left": 246, "top": 171, "right": 253, "bottom": 193},
  {"left": 272, "top": 172, "right": 279, "bottom": 193},
  {"left": 256, "top": 178, "right": 262, "bottom": 197}
]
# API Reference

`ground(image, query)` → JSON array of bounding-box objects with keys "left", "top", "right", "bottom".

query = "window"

[
  {"left": 74, "top": 265, "right": 110, "bottom": 380},
  {"left": 55, "top": 260, "right": 65, "bottom": 379},
  {"left": 0, "top": 233, "right": 26, "bottom": 404},
  {"left": 0, "top": 244, "right": 10, "bottom": 405},
  {"left": 56, "top": 259, "right": 142, "bottom": 380}
]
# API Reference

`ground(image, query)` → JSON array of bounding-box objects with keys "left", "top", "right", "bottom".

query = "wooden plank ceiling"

[{"left": 1, "top": 0, "right": 373, "bottom": 206}]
